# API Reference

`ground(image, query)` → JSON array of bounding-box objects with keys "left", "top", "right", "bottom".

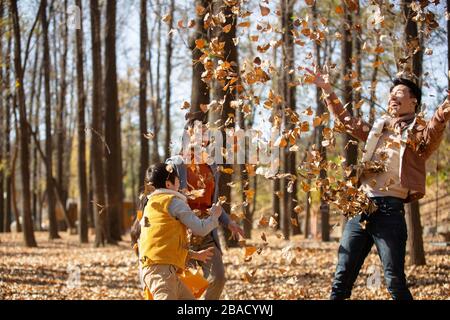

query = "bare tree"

[
  {"left": 27, "top": 25, "right": 41, "bottom": 229},
  {"left": 91, "top": 0, "right": 111, "bottom": 246},
  {"left": 281, "top": 0, "right": 299, "bottom": 239},
  {"left": 369, "top": 49, "right": 381, "bottom": 126},
  {"left": 4, "top": 22, "right": 13, "bottom": 233},
  {"left": 213, "top": 0, "right": 239, "bottom": 247},
  {"left": 32, "top": 60, "right": 43, "bottom": 231},
  {"left": 447, "top": 0, "right": 450, "bottom": 148},
  {"left": 272, "top": 47, "right": 281, "bottom": 231},
  {"left": 75, "top": 0, "right": 89, "bottom": 243},
  {"left": 0, "top": 1, "right": 5, "bottom": 233},
  {"left": 149, "top": 0, "right": 162, "bottom": 164},
  {"left": 190, "top": 0, "right": 210, "bottom": 117},
  {"left": 104, "top": 0, "right": 123, "bottom": 242},
  {"left": 338, "top": 0, "right": 357, "bottom": 240},
  {"left": 41, "top": 0, "right": 59, "bottom": 239},
  {"left": 10, "top": 0, "right": 37, "bottom": 247},
  {"left": 56, "top": 0, "right": 69, "bottom": 207},
  {"left": 164, "top": 0, "right": 175, "bottom": 160},
  {"left": 312, "top": 0, "right": 330, "bottom": 241},
  {"left": 403, "top": 0, "right": 426, "bottom": 266},
  {"left": 139, "top": 0, "right": 150, "bottom": 187}
]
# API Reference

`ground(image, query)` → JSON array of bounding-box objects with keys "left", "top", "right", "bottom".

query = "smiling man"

[{"left": 307, "top": 68, "right": 450, "bottom": 300}]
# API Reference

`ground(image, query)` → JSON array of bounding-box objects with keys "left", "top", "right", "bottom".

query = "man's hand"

[
  {"left": 190, "top": 247, "right": 215, "bottom": 263},
  {"left": 305, "top": 67, "right": 333, "bottom": 94},
  {"left": 443, "top": 90, "right": 450, "bottom": 120},
  {"left": 228, "top": 221, "right": 245, "bottom": 241}
]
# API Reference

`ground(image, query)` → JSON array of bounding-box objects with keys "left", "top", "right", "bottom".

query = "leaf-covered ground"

[{"left": 0, "top": 231, "right": 448, "bottom": 300}]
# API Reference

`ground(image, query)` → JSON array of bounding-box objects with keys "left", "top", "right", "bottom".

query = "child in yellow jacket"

[{"left": 136, "top": 163, "right": 221, "bottom": 300}]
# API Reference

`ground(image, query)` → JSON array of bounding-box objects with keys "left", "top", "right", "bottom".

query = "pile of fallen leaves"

[{"left": 0, "top": 231, "right": 448, "bottom": 300}]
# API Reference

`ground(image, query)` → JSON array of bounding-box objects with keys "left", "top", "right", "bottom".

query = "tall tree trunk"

[
  {"left": 10, "top": 0, "right": 37, "bottom": 246},
  {"left": 353, "top": 3, "right": 362, "bottom": 118},
  {"left": 214, "top": 0, "right": 238, "bottom": 247},
  {"left": 237, "top": 105, "right": 251, "bottom": 239},
  {"left": 41, "top": 0, "right": 59, "bottom": 239},
  {"left": 405, "top": 200, "right": 426, "bottom": 265},
  {"left": 312, "top": 0, "right": 330, "bottom": 242},
  {"left": 139, "top": 0, "right": 149, "bottom": 188},
  {"left": 190, "top": 0, "right": 210, "bottom": 117},
  {"left": 32, "top": 67, "right": 43, "bottom": 231},
  {"left": 447, "top": 0, "right": 450, "bottom": 148},
  {"left": 339, "top": 0, "right": 357, "bottom": 240},
  {"left": 164, "top": 0, "right": 175, "bottom": 160},
  {"left": 28, "top": 29, "right": 40, "bottom": 229},
  {"left": 4, "top": 26, "right": 12, "bottom": 233},
  {"left": 75, "top": 0, "right": 89, "bottom": 243},
  {"left": 403, "top": 0, "right": 426, "bottom": 266},
  {"left": 51, "top": 4, "right": 59, "bottom": 128},
  {"left": 104, "top": 0, "right": 123, "bottom": 242},
  {"left": 273, "top": 179, "right": 281, "bottom": 229},
  {"left": 148, "top": 49, "right": 160, "bottom": 163},
  {"left": 88, "top": 161, "right": 95, "bottom": 229},
  {"left": 56, "top": 0, "right": 68, "bottom": 208},
  {"left": 446, "top": 0, "right": 450, "bottom": 189},
  {"left": 91, "top": 0, "right": 111, "bottom": 246},
  {"left": 272, "top": 46, "right": 281, "bottom": 230},
  {"left": 369, "top": 50, "right": 380, "bottom": 126},
  {"left": 280, "top": 0, "right": 298, "bottom": 239},
  {"left": 12, "top": 98, "right": 22, "bottom": 232},
  {"left": 0, "top": 1, "right": 5, "bottom": 233},
  {"left": 149, "top": 1, "right": 162, "bottom": 164}
]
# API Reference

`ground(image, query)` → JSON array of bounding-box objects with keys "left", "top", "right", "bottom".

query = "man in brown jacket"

[{"left": 307, "top": 67, "right": 450, "bottom": 300}]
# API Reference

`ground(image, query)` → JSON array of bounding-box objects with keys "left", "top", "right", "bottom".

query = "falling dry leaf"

[
  {"left": 223, "top": 24, "right": 232, "bottom": 33},
  {"left": 221, "top": 167, "right": 234, "bottom": 174},
  {"left": 258, "top": 216, "right": 268, "bottom": 227},
  {"left": 143, "top": 132, "right": 154, "bottom": 140},
  {"left": 335, "top": 5, "right": 344, "bottom": 14},
  {"left": 245, "top": 246, "right": 258, "bottom": 258},
  {"left": 260, "top": 232, "right": 267, "bottom": 242},
  {"left": 269, "top": 216, "right": 278, "bottom": 229},
  {"left": 195, "top": 39, "right": 206, "bottom": 49},
  {"left": 259, "top": 5, "right": 270, "bottom": 16},
  {"left": 162, "top": 13, "right": 172, "bottom": 23},
  {"left": 238, "top": 21, "right": 251, "bottom": 28}
]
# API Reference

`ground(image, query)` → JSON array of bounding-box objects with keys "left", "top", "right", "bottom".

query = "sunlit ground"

[{"left": 0, "top": 231, "right": 448, "bottom": 300}]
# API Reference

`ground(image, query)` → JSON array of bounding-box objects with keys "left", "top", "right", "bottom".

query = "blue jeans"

[{"left": 330, "top": 196, "right": 413, "bottom": 300}]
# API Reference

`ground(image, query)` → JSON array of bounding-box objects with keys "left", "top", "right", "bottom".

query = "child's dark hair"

[
  {"left": 146, "top": 163, "right": 179, "bottom": 189},
  {"left": 130, "top": 163, "right": 179, "bottom": 254}
]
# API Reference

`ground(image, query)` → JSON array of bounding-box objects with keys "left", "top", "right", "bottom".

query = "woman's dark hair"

[
  {"left": 390, "top": 78, "right": 422, "bottom": 113},
  {"left": 146, "top": 163, "right": 179, "bottom": 189},
  {"left": 184, "top": 110, "right": 208, "bottom": 130}
]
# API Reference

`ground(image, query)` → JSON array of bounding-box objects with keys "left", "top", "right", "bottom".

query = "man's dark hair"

[
  {"left": 146, "top": 163, "right": 179, "bottom": 189},
  {"left": 390, "top": 78, "right": 422, "bottom": 113}
]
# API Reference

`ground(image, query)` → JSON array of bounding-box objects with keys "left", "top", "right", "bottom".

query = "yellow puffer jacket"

[{"left": 138, "top": 192, "right": 188, "bottom": 271}]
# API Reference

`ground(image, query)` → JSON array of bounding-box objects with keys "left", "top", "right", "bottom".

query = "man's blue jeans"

[{"left": 330, "top": 196, "right": 413, "bottom": 300}]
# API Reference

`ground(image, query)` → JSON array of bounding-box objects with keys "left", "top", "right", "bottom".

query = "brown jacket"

[{"left": 325, "top": 92, "right": 450, "bottom": 203}]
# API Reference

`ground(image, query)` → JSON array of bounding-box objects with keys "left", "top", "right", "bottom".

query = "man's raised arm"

[
  {"left": 417, "top": 97, "right": 450, "bottom": 159},
  {"left": 306, "top": 68, "right": 371, "bottom": 142}
]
